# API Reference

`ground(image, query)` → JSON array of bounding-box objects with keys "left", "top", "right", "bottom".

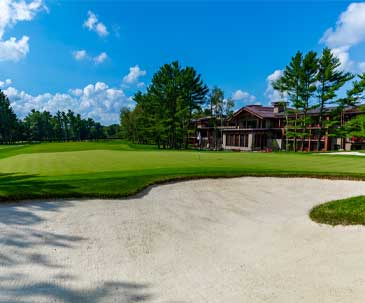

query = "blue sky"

[{"left": 0, "top": 0, "right": 364, "bottom": 124}]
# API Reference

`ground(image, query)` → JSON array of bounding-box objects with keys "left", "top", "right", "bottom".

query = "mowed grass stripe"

[
  {"left": 0, "top": 149, "right": 365, "bottom": 176},
  {"left": 0, "top": 141, "right": 365, "bottom": 201}
]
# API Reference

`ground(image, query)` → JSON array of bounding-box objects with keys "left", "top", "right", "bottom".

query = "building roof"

[
  {"left": 191, "top": 116, "right": 226, "bottom": 123},
  {"left": 219, "top": 104, "right": 364, "bottom": 123},
  {"left": 231, "top": 105, "right": 276, "bottom": 120}
]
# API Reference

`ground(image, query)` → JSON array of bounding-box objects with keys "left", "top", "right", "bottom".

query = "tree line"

[
  {"left": 2, "top": 51, "right": 364, "bottom": 149},
  {"left": 0, "top": 90, "right": 118, "bottom": 143},
  {"left": 120, "top": 61, "right": 234, "bottom": 149},
  {"left": 272, "top": 47, "right": 365, "bottom": 151}
]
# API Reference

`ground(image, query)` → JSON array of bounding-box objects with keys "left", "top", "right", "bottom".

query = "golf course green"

[
  {"left": 0, "top": 140, "right": 365, "bottom": 201},
  {"left": 310, "top": 196, "right": 365, "bottom": 226}
]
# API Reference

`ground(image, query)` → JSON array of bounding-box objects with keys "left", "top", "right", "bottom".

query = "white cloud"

[
  {"left": 321, "top": 3, "right": 365, "bottom": 49},
  {"left": 122, "top": 65, "right": 147, "bottom": 86},
  {"left": 331, "top": 45, "right": 353, "bottom": 71},
  {"left": 95, "top": 22, "right": 108, "bottom": 37},
  {"left": 83, "top": 11, "right": 109, "bottom": 37},
  {"left": 72, "top": 49, "right": 88, "bottom": 61},
  {"left": 0, "top": 78, "right": 12, "bottom": 88},
  {"left": 232, "top": 89, "right": 256, "bottom": 102},
  {"left": 93, "top": 52, "right": 107, "bottom": 64},
  {"left": 4, "top": 82, "right": 134, "bottom": 125},
  {"left": 265, "top": 69, "right": 287, "bottom": 102},
  {"left": 0, "top": 0, "right": 45, "bottom": 39},
  {"left": 72, "top": 50, "right": 108, "bottom": 65},
  {"left": 0, "top": 0, "right": 45, "bottom": 62},
  {"left": 0, "top": 35, "right": 30, "bottom": 61},
  {"left": 320, "top": 2, "right": 365, "bottom": 72},
  {"left": 83, "top": 11, "right": 97, "bottom": 30}
]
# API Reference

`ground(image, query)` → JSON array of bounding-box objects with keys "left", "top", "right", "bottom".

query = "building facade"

[{"left": 193, "top": 103, "right": 365, "bottom": 152}]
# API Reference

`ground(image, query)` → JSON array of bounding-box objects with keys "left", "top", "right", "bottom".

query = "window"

[
  {"left": 235, "top": 134, "right": 239, "bottom": 146},
  {"left": 240, "top": 134, "right": 249, "bottom": 147},
  {"left": 247, "top": 120, "right": 257, "bottom": 128},
  {"left": 244, "top": 134, "right": 248, "bottom": 147}
]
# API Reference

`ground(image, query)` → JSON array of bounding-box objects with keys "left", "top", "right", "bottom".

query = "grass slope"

[
  {"left": 0, "top": 141, "right": 365, "bottom": 201},
  {"left": 310, "top": 196, "right": 365, "bottom": 225}
]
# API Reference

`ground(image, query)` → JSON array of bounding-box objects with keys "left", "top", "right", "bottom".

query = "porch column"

[
  {"left": 248, "top": 133, "right": 253, "bottom": 150},
  {"left": 308, "top": 129, "right": 311, "bottom": 151}
]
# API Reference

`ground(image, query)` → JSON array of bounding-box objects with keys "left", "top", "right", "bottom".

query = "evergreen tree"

[
  {"left": 316, "top": 47, "right": 353, "bottom": 150},
  {"left": 0, "top": 90, "right": 18, "bottom": 143},
  {"left": 272, "top": 77, "right": 289, "bottom": 150},
  {"left": 298, "top": 51, "right": 318, "bottom": 151},
  {"left": 278, "top": 51, "right": 303, "bottom": 151},
  {"left": 130, "top": 61, "right": 208, "bottom": 149},
  {"left": 208, "top": 86, "right": 225, "bottom": 149}
]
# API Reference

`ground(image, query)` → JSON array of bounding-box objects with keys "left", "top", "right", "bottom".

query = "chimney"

[{"left": 272, "top": 101, "right": 287, "bottom": 113}]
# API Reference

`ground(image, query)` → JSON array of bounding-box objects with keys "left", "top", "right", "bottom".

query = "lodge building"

[{"left": 193, "top": 102, "right": 365, "bottom": 152}]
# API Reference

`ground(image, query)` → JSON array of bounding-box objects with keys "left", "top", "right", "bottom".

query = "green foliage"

[
  {"left": 317, "top": 48, "right": 353, "bottom": 106},
  {"left": 273, "top": 51, "right": 319, "bottom": 151},
  {"left": 316, "top": 48, "right": 354, "bottom": 147},
  {"left": 0, "top": 90, "right": 19, "bottom": 143},
  {"left": 209, "top": 86, "right": 224, "bottom": 116},
  {"left": 344, "top": 114, "right": 365, "bottom": 138},
  {"left": 273, "top": 48, "right": 356, "bottom": 151},
  {"left": 346, "top": 73, "right": 365, "bottom": 107},
  {"left": 281, "top": 51, "right": 303, "bottom": 109},
  {"left": 23, "top": 109, "right": 106, "bottom": 141},
  {"left": 224, "top": 98, "right": 235, "bottom": 117},
  {"left": 121, "top": 61, "right": 208, "bottom": 149},
  {"left": 310, "top": 196, "right": 365, "bottom": 226},
  {"left": 0, "top": 89, "right": 118, "bottom": 143}
]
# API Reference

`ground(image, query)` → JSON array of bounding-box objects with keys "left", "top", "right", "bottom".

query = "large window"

[
  {"left": 239, "top": 134, "right": 249, "bottom": 147},
  {"left": 226, "top": 133, "right": 242, "bottom": 147},
  {"left": 247, "top": 120, "right": 258, "bottom": 128},
  {"left": 254, "top": 134, "right": 267, "bottom": 148}
]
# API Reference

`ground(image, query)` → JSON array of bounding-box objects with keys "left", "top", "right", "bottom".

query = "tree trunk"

[
  {"left": 301, "top": 111, "right": 307, "bottom": 152},
  {"left": 294, "top": 112, "right": 298, "bottom": 152}
]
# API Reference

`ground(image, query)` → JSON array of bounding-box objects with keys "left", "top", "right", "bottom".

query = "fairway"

[{"left": 0, "top": 141, "right": 365, "bottom": 200}]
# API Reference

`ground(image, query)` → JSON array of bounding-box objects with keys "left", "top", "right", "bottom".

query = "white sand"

[
  {"left": 320, "top": 151, "right": 365, "bottom": 156},
  {"left": 1, "top": 177, "right": 365, "bottom": 302}
]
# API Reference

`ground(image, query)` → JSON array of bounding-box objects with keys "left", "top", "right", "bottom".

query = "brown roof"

[
  {"left": 230, "top": 104, "right": 365, "bottom": 122},
  {"left": 231, "top": 105, "right": 276, "bottom": 120}
]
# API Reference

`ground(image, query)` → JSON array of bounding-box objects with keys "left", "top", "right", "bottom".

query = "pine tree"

[
  {"left": 316, "top": 47, "right": 353, "bottom": 151},
  {"left": 272, "top": 77, "right": 289, "bottom": 151},
  {"left": 299, "top": 51, "right": 318, "bottom": 151},
  {"left": 279, "top": 51, "right": 303, "bottom": 151}
]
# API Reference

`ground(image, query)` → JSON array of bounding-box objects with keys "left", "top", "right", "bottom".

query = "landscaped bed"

[{"left": 310, "top": 196, "right": 365, "bottom": 226}]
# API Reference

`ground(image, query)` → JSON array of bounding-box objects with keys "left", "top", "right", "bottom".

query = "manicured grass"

[
  {"left": 310, "top": 196, "right": 365, "bottom": 225},
  {"left": 0, "top": 140, "right": 365, "bottom": 201}
]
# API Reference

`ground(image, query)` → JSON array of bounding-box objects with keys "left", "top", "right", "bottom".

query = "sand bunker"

[
  {"left": 1, "top": 177, "right": 365, "bottom": 302},
  {"left": 320, "top": 151, "right": 365, "bottom": 156}
]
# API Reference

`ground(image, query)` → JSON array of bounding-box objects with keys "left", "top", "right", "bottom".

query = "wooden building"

[
  {"left": 193, "top": 103, "right": 365, "bottom": 152},
  {"left": 223, "top": 104, "right": 283, "bottom": 151}
]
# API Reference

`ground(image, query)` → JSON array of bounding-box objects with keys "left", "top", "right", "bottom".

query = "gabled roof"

[
  {"left": 229, "top": 104, "right": 365, "bottom": 122},
  {"left": 230, "top": 105, "right": 276, "bottom": 120}
]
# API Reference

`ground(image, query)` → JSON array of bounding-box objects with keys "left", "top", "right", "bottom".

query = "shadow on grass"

[
  {"left": 1, "top": 169, "right": 365, "bottom": 203},
  {"left": 0, "top": 173, "right": 78, "bottom": 202}
]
